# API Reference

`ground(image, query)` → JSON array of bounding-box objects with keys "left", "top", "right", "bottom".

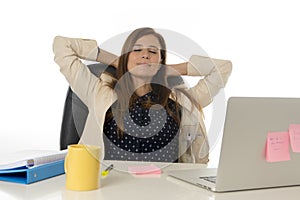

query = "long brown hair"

[{"left": 106, "top": 27, "right": 201, "bottom": 136}]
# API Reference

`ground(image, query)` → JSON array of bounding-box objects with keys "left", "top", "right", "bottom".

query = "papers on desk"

[
  {"left": 0, "top": 149, "right": 67, "bottom": 170},
  {"left": 0, "top": 150, "right": 67, "bottom": 184}
]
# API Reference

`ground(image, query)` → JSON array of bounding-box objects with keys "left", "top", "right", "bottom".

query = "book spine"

[{"left": 27, "top": 160, "right": 65, "bottom": 184}]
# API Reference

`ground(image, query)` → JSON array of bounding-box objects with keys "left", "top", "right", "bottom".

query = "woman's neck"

[
  {"left": 135, "top": 84, "right": 152, "bottom": 97},
  {"left": 131, "top": 77, "right": 152, "bottom": 97}
]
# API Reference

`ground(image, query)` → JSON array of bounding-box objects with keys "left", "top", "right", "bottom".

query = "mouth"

[{"left": 137, "top": 63, "right": 151, "bottom": 67}]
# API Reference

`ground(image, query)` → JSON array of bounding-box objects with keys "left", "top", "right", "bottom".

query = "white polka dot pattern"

[{"left": 103, "top": 92, "right": 180, "bottom": 162}]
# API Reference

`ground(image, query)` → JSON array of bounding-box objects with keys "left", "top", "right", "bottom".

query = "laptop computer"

[{"left": 168, "top": 97, "right": 300, "bottom": 192}]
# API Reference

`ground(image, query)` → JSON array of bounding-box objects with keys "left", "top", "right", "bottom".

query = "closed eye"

[
  {"left": 132, "top": 48, "right": 158, "bottom": 54},
  {"left": 149, "top": 50, "right": 157, "bottom": 54}
]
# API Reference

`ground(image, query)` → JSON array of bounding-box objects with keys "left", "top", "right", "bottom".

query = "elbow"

[
  {"left": 221, "top": 60, "right": 233, "bottom": 87},
  {"left": 53, "top": 36, "right": 61, "bottom": 52},
  {"left": 52, "top": 36, "right": 67, "bottom": 54},
  {"left": 226, "top": 60, "right": 233, "bottom": 76},
  {"left": 221, "top": 60, "right": 233, "bottom": 79}
]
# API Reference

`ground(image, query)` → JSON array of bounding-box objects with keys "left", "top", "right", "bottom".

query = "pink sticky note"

[
  {"left": 128, "top": 164, "right": 161, "bottom": 175},
  {"left": 289, "top": 124, "right": 300, "bottom": 152},
  {"left": 265, "top": 132, "right": 290, "bottom": 162}
]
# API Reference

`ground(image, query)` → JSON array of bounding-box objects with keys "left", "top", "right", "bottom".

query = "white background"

[{"left": 0, "top": 0, "right": 299, "bottom": 168}]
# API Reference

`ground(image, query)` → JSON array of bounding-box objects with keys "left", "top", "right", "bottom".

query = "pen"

[{"left": 102, "top": 164, "right": 114, "bottom": 177}]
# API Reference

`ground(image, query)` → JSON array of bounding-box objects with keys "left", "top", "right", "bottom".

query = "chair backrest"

[{"left": 60, "top": 63, "right": 184, "bottom": 150}]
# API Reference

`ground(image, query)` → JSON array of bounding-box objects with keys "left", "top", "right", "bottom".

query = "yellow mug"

[{"left": 65, "top": 144, "right": 101, "bottom": 191}]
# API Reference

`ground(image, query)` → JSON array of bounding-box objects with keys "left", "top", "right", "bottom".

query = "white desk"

[{"left": 0, "top": 161, "right": 300, "bottom": 200}]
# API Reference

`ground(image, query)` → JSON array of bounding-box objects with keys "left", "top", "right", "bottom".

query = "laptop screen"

[{"left": 216, "top": 97, "right": 300, "bottom": 191}]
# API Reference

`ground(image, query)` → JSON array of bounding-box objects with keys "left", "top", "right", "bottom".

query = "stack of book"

[{"left": 0, "top": 149, "right": 67, "bottom": 184}]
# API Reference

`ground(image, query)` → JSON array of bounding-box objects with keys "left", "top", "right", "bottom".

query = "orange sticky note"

[
  {"left": 289, "top": 124, "right": 300, "bottom": 152},
  {"left": 128, "top": 164, "right": 161, "bottom": 175},
  {"left": 265, "top": 132, "right": 290, "bottom": 162}
]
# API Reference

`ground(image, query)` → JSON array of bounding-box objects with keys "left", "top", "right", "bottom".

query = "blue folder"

[{"left": 0, "top": 160, "right": 65, "bottom": 184}]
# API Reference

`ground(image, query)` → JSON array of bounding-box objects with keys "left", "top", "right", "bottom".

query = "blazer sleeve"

[
  {"left": 187, "top": 55, "right": 232, "bottom": 108},
  {"left": 52, "top": 36, "right": 100, "bottom": 106}
]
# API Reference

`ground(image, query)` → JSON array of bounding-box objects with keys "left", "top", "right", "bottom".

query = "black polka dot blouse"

[{"left": 103, "top": 91, "right": 181, "bottom": 163}]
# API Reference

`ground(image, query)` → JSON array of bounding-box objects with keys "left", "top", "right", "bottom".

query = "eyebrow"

[{"left": 133, "top": 44, "right": 160, "bottom": 49}]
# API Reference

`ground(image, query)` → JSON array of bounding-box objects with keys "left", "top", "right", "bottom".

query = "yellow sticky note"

[{"left": 265, "top": 132, "right": 290, "bottom": 162}]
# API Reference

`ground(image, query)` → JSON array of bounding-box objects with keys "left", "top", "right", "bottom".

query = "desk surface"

[{"left": 0, "top": 161, "right": 300, "bottom": 200}]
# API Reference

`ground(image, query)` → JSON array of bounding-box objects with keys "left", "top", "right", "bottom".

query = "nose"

[{"left": 141, "top": 49, "right": 150, "bottom": 59}]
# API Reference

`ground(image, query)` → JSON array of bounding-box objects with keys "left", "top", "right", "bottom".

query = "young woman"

[{"left": 53, "top": 27, "right": 232, "bottom": 163}]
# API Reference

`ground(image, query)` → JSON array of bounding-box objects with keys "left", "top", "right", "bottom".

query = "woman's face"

[{"left": 127, "top": 34, "right": 162, "bottom": 78}]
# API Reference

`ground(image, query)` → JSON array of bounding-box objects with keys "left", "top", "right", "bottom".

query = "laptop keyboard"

[{"left": 200, "top": 176, "right": 217, "bottom": 183}]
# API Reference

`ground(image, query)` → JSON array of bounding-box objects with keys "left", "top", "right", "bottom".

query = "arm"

[
  {"left": 187, "top": 55, "right": 232, "bottom": 107},
  {"left": 96, "top": 48, "right": 119, "bottom": 68},
  {"left": 53, "top": 36, "right": 102, "bottom": 105},
  {"left": 166, "top": 63, "right": 188, "bottom": 76}
]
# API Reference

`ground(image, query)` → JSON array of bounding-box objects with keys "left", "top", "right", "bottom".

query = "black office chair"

[{"left": 59, "top": 63, "right": 184, "bottom": 150}]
